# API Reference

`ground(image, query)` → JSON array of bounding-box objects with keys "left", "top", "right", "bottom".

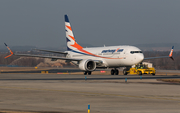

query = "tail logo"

[
  {"left": 64, "top": 15, "right": 125, "bottom": 59},
  {"left": 65, "top": 15, "right": 83, "bottom": 51}
]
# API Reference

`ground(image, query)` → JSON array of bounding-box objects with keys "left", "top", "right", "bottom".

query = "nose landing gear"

[{"left": 111, "top": 69, "right": 119, "bottom": 75}]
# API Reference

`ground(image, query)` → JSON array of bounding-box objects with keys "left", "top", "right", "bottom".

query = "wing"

[
  {"left": 144, "top": 46, "right": 174, "bottom": 60},
  {"left": 33, "top": 49, "right": 68, "bottom": 55},
  {"left": 4, "top": 43, "right": 81, "bottom": 61}
]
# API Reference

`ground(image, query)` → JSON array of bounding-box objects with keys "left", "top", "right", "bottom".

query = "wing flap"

[
  {"left": 34, "top": 49, "right": 68, "bottom": 54},
  {"left": 13, "top": 53, "right": 82, "bottom": 61}
]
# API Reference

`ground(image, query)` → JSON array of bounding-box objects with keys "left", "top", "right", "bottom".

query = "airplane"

[{"left": 4, "top": 15, "right": 174, "bottom": 75}]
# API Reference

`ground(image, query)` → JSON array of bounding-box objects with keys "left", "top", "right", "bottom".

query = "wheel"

[
  {"left": 138, "top": 71, "right": 142, "bottom": 75},
  {"left": 84, "top": 71, "right": 87, "bottom": 75},
  {"left": 88, "top": 71, "right": 92, "bottom": 75},
  {"left": 152, "top": 73, "right": 155, "bottom": 76},
  {"left": 115, "top": 69, "right": 119, "bottom": 75},
  {"left": 123, "top": 69, "right": 128, "bottom": 75},
  {"left": 111, "top": 69, "right": 115, "bottom": 75}
]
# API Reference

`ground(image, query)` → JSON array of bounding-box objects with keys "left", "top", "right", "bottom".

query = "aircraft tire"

[
  {"left": 138, "top": 71, "right": 142, "bottom": 75},
  {"left": 88, "top": 71, "right": 92, "bottom": 75},
  {"left": 84, "top": 71, "right": 87, "bottom": 75},
  {"left": 111, "top": 69, "right": 115, "bottom": 75},
  {"left": 115, "top": 69, "right": 119, "bottom": 75}
]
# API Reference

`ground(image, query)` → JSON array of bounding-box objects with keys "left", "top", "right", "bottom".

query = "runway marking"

[{"left": 0, "top": 86, "right": 180, "bottom": 102}]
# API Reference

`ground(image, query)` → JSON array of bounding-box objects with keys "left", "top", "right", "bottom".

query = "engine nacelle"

[{"left": 79, "top": 59, "right": 96, "bottom": 71}]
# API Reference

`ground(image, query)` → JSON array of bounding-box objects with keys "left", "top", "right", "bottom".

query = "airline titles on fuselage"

[{"left": 101, "top": 49, "right": 124, "bottom": 53}]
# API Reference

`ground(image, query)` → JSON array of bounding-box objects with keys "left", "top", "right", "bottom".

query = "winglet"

[
  {"left": 169, "top": 46, "right": 174, "bottom": 60},
  {"left": 4, "top": 43, "right": 14, "bottom": 59}
]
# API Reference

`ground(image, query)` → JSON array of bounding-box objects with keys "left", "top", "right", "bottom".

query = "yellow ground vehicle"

[{"left": 123, "top": 64, "right": 156, "bottom": 75}]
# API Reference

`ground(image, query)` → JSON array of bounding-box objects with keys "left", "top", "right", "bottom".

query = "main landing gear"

[
  {"left": 84, "top": 71, "right": 92, "bottom": 75},
  {"left": 111, "top": 69, "right": 119, "bottom": 75}
]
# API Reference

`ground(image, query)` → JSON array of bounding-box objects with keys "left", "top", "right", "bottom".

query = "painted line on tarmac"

[
  {"left": 0, "top": 86, "right": 180, "bottom": 102},
  {"left": 0, "top": 75, "right": 180, "bottom": 81}
]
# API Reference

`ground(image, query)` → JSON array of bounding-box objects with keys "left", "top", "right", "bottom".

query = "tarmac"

[{"left": 0, "top": 73, "right": 180, "bottom": 113}]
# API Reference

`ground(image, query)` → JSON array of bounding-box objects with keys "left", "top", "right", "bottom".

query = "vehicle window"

[{"left": 130, "top": 51, "right": 142, "bottom": 54}]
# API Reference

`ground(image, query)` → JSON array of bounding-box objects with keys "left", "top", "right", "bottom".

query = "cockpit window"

[{"left": 130, "top": 51, "right": 142, "bottom": 54}]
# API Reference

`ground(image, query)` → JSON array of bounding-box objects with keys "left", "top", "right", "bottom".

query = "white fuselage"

[{"left": 66, "top": 45, "right": 144, "bottom": 68}]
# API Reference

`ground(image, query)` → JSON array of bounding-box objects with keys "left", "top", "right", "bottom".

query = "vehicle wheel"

[
  {"left": 84, "top": 71, "right": 87, "bottom": 75},
  {"left": 111, "top": 69, "right": 115, "bottom": 75},
  {"left": 115, "top": 69, "right": 119, "bottom": 75},
  {"left": 123, "top": 69, "right": 127, "bottom": 75},
  {"left": 138, "top": 71, "right": 142, "bottom": 75},
  {"left": 88, "top": 71, "right": 91, "bottom": 75},
  {"left": 152, "top": 73, "right": 155, "bottom": 76}
]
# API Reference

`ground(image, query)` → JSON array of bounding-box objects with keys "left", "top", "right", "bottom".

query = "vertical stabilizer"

[{"left": 65, "top": 15, "right": 83, "bottom": 51}]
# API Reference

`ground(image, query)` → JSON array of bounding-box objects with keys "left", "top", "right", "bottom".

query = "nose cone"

[{"left": 136, "top": 53, "right": 144, "bottom": 63}]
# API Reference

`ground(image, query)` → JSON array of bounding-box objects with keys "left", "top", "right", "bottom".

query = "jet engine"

[{"left": 79, "top": 59, "right": 96, "bottom": 71}]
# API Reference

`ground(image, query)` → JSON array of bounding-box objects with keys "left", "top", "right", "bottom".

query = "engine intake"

[{"left": 79, "top": 59, "right": 96, "bottom": 71}]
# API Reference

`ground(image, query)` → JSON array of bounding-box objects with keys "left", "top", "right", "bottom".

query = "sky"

[{"left": 0, "top": 0, "right": 180, "bottom": 48}]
